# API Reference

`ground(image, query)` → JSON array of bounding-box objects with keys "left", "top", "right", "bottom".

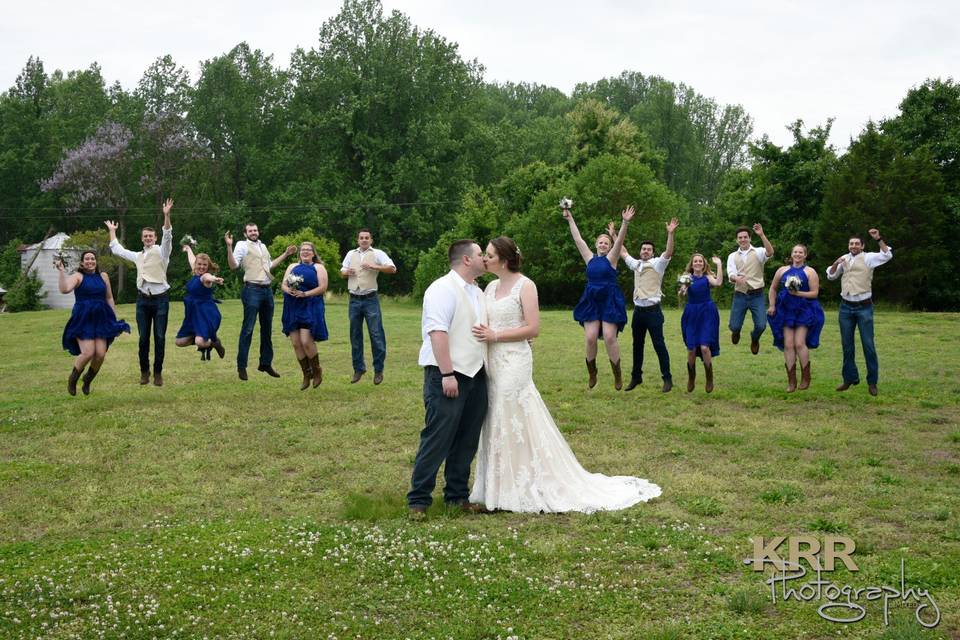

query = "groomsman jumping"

[
  {"left": 225, "top": 224, "right": 296, "bottom": 380},
  {"left": 825, "top": 228, "right": 892, "bottom": 396},
  {"left": 340, "top": 229, "right": 396, "bottom": 385},
  {"left": 105, "top": 198, "right": 173, "bottom": 386},
  {"left": 726, "top": 223, "right": 774, "bottom": 354}
]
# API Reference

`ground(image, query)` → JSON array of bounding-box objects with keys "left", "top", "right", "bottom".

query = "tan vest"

[
  {"left": 633, "top": 262, "right": 663, "bottom": 301},
  {"left": 241, "top": 241, "right": 272, "bottom": 283},
  {"left": 422, "top": 272, "right": 486, "bottom": 377},
  {"left": 135, "top": 246, "right": 168, "bottom": 290},
  {"left": 348, "top": 249, "right": 379, "bottom": 293},
  {"left": 733, "top": 249, "right": 764, "bottom": 292},
  {"left": 841, "top": 253, "right": 873, "bottom": 297}
]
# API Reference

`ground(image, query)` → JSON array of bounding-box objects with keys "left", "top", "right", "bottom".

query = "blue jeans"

[
  {"left": 136, "top": 294, "right": 169, "bottom": 374},
  {"left": 237, "top": 285, "right": 275, "bottom": 369},
  {"left": 838, "top": 301, "right": 878, "bottom": 385},
  {"left": 729, "top": 291, "right": 767, "bottom": 340},
  {"left": 408, "top": 367, "right": 487, "bottom": 508},
  {"left": 349, "top": 294, "right": 387, "bottom": 373}
]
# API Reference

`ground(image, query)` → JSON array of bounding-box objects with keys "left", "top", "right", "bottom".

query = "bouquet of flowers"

[
  {"left": 785, "top": 275, "right": 802, "bottom": 292},
  {"left": 286, "top": 273, "right": 304, "bottom": 290},
  {"left": 677, "top": 273, "right": 692, "bottom": 294},
  {"left": 179, "top": 234, "right": 197, "bottom": 248},
  {"left": 559, "top": 197, "right": 574, "bottom": 210},
  {"left": 53, "top": 250, "right": 70, "bottom": 270}
]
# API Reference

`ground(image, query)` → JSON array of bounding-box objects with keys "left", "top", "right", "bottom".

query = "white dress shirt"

[
  {"left": 109, "top": 225, "right": 172, "bottom": 295},
  {"left": 340, "top": 247, "right": 396, "bottom": 294},
  {"left": 825, "top": 247, "right": 894, "bottom": 301},
  {"left": 726, "top": 245, "right": 769, "bottom": 280},
  {"left": 624, "top": 253, "right": 671, "bottom": 306},
  {"left": 418, "top": 270, "right": 482, "bottom": 367},
  {"left": 232, "top": 240, "right": 273, "bottom": 285}
]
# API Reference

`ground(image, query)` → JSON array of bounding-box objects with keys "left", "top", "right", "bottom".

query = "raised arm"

[
  {"left": 664, "top": 217, "right": 678, "bottom": 259},
  {"left": 159, "top": 199, "right": 173, "bottom": 261},
  {"left": 754, "top": 223, "right": 773, "bottom": 258},
  {"left": 105, "top": 220, "right": 137, "bottom": 263},
  {"left": 270, "top": 245, "right": 296, "bottom": 271},
  {"left": 183, "top": 244, "right": 197, "bottom": 271},
  {"left": 55, "top": 258, "right": 82, "bottom": 293},
  {"left": 200, "top": 272, "right": 224, "bottom": 287},
  {"left": 563, "top": 209, "right": 594, "bottom": 264},
  {"left": 225, "top": 232, "right": 239, "bottom": 270},
  {"left": 708, "top": 256, "right": 724, "bottom": 287},
  {"left": 608, "top": 206, "right": 634, "bottom": 267}
]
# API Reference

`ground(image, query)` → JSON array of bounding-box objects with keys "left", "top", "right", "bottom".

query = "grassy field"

[{"left": 1, "top": 296, "right": 958, "bottom": 639}]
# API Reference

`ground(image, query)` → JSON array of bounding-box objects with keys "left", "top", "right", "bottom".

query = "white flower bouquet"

[
  {"left": 179, "top": 234, "right": 197, "bottom": 248},
  {"left": 286, "top": 273, "right": 304, "bottom": 290},
  {"left": 785, "top": 275, "right": 802, "bottom": 292},
  {"left": 678, "top": 274, "right": 693, "bottom": 286},
  {"left": 559, "top": 197, "right": 574, "bottom": 210}
]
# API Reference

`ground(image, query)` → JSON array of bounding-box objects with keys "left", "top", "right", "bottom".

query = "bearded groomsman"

[
  {"left": 825, "top": 228, "right": 892, "bottom": 396},
  {"left": 620, "top": 217, "right": 678, "bottom": 393},
  {"left": 340, "top": 229, "right": 396, "bottom": 385},
  {"left": 105, "top": 198, "right": 173, "bottom": 386},
  {"left": 225, "top": 223, "right": 296, "bottom": 380},
  {"left": 726, "top": 223, "right": 774, "bottom": 354}
]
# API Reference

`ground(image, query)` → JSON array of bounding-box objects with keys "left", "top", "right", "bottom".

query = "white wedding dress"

[{"left": 469, "top": 276, "right": 662, "bottom": 513}]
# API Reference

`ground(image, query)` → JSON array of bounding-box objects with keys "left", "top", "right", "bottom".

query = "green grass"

[{"left": 1, "top": 298, "right": 959, "bottom": 638}]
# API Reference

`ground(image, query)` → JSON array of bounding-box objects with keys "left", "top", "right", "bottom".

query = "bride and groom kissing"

[{"left": 407, "top": 236, "right": 661, "bottom": 517}]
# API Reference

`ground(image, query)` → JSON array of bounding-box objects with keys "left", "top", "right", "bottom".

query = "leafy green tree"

[{"left": 819, "top": 123, "right": 948, "bottom": 308}]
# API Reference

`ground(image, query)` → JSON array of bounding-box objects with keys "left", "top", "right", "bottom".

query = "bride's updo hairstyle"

[{"left": 490, "top": 236, "right": 522, "bottom": 272}]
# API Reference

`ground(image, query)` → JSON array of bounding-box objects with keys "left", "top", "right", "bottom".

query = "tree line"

[{"left": 1, "top": 0, "right": 957, "bottom": 309}]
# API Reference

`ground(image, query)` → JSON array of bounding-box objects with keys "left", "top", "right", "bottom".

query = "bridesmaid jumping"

[
  {"left": 280, "top": 242, "right": 329, "bottom": 390},
  {"left": 57, "top": 250, "right": 130, "bottom": 395},
  {"left": 679, "top": 254, "right": 723, "bottom": 392},
  {"left": 563, "top": 203, "right": 633, "bottom": 390},
  {"left": 175, "top": 245, "right": 226, "bottom": 360}
]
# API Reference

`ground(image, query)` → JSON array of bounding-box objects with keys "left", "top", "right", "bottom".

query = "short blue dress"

[
  {"left": 680, "top": 274, "right": 720, "bottom": 358},
  {"left": 176, "top": 275, "right": 222, "bottom": 341},
  {"left": 61, "top": 272, "right": 130, "bottom": 356},
  {"left": 573, "top": 255, "right": 627, "bottom": 332},
  {"left": 768, "top": 266, "right": 825, "bottom": 351},
  {"left": 281, "top": 263, "right": 329, "bottom": 340}
]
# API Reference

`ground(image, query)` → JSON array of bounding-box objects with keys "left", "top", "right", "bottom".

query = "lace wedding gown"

[{"left": 469, "top": 276, "right": 662, "bottom": 513}]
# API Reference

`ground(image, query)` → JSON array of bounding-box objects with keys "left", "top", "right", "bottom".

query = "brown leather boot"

[
  {"left": 298, "top": 356, "right": 311, "bottom": 391},
  {"left": 310, "top": 354, "right": 323, "bottom": 388},
  {"left": 798, "top": 362, "right": 811, "bottom": 390},
  {"left": 81, "top": 366, "right": 100, "bottom": 395},
  {"left": 610, "top": 359, "right": 623, "bottom": 391},
  {"left": 212, "top": 337, "right": 225, "bottom": 359},
  {"left": 704, "top": 362, "right": 714, "bottom": 393},
  {"left": 785, "top": 364, "right": 797, "bottom": 393},
  {"left": 68, "top": 366, "right": 84, "bottom": 396},
  {"left": 586, "top": 359, "right": 598, "bottom": 389},
  {"left": 686, "top": 363, "right": 696, "bottom": 392}
]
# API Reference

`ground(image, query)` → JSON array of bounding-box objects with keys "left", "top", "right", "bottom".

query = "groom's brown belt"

[
  {"left": 350, "top": 291, "right": 378, "bottom": 299},
  {"left": 842, "top": 297, "right": 872, "bottom": 308},
  {"left": 736, "top": 288, "right": 763, "bottom": 296}
]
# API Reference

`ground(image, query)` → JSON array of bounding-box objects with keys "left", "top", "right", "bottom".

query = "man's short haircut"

[
  {"left": 848, "top": 234, "right": 864, "bottom": 244},
  {"left": 735, "top": 226, "right": 751, "bottom": 236},
  {"left": 448, "top": 239, "right": 478, "bottom": 265},
  {"left": 244, "top": 222, "right": 258, "bottom": 231},
  {"left": 640, "top": 240, "right": 656, "bottom": 253},
  {"left": 358, "top": 228, "right": 372, "bottom": 236},
  {"left": 141, "top": 227, "right": 156, "bottom": 235}
]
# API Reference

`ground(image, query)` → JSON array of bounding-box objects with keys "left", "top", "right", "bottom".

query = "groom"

[{"left": 408, "top": 239, "right": 489, "bottom": 517}]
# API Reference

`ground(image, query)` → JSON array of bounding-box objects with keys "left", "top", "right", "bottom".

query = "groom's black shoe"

[
  {"left": 408, "top": 505, "right": 427, "bottom": 520},
  {"left": 258, "top": 364, "right": 281, "bottom": 378},
  {"left": 625, "top": 377, "right": 642, "bottom": 391}
]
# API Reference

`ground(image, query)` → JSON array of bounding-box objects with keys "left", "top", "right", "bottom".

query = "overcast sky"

[{"left": 2, "top": 0, "right": 957, "bottom": 150}]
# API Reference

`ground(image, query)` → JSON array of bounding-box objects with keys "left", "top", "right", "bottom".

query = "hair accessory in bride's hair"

[{"left": 516, "top": 245, "right": 522, "bottom": 257}]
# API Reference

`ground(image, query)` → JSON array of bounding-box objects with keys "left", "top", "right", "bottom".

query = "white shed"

[{"left": 19, "top": 233, "right": 82, "bottom": 310}]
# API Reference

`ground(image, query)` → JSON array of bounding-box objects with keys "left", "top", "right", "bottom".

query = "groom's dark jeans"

[
  {"left": 136, "top": 292, "right": 169, "bottom": 374},
  {"left": 408, "top": 366, "right": 488, "bottom": 508}
]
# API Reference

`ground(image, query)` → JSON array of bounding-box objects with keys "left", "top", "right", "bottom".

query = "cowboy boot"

[
  {"left": 704, "top": 362, "right": 714, "bottom": 393},
  {"left": 785, "top": 364, "right": 797, "bottom": 393},
  {"left": 297, "top": 356, "right": 312, "bottom": 391},
  {"left": 81, "top": 366, "right": 100, "bottom": 395},
  {"left": 586, "top": 359, "right": 598, "bottom": 389},
  {"left": 686, "top": 362, "right": 696, "bottom": 392},
  {"left": 68, "top": 366, "right": 84, "bottom": 396},
  {"left": 798, "top": 361, "right": 811, "bottom": 391},
  {"left": 310, "top": 354, "right": 323, "bottom": 388},
  {"left": 610, "top": 359, "right": 623, "bottom": 391},
  {"left": 212, "top": 337, "right": 225, "bottom": 359}
]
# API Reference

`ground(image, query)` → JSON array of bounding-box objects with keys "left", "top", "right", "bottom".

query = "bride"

[{"left": 469, "top": 236, "right": 661, "bottom": 513}]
